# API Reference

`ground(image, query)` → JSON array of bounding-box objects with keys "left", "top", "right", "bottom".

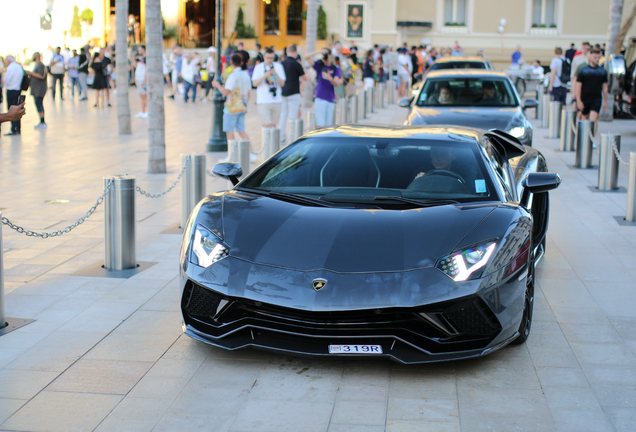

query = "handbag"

[
  {"left": 21, "top": 73, "right": 30, "bottom": 91},
  {"left": 344, "top": 81, "right": 356, "bottom": 98}
]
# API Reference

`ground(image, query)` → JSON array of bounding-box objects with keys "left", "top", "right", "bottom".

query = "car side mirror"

[
  {"left": 523, "top": 99, "right": 539, "bottom": 110},
  {"left": 398, "top": 98, "right": 412, "bottom": 108},
  {"left": 520, "top": 172, "right": 561, "bottom": 207},
  {"left": 212, "top": 162, "right": 243, "bottom": 185}
]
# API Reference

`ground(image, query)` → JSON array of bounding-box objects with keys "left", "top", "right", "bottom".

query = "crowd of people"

[{"left": 0, "top": 37, "right": 611, "bottom": 139}]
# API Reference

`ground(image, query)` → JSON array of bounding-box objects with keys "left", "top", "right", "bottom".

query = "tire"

[{"left": 511, "top": 260, "right": 534, "bottom": 345}]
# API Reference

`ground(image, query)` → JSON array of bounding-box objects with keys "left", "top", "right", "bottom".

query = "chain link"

[
  {"left": 1, "top": 179, "right": 114, "bottom": 238},
  {"left": 250, "top": 145, "right": 266, "bottom": 156},
  {"left": 588, "top": 129, "right": 600, "bottom": 148},
  {"left": 135, "top": 156, "right": 190, "bottom": 198},
  {"left": 609, "top": 135, "right": 631, "bottom": 166}
]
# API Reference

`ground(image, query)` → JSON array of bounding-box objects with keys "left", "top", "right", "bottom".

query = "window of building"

[
  {"left": 532, "top": 0, "right": 556, "bottom": 28},
  {"left": 444, "top": 0, "right": 466, "bottom": 26}
]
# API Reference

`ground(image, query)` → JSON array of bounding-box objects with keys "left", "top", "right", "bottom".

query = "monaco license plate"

[{"left": 328, "top": 344, "right": 383, "bottom": 354}]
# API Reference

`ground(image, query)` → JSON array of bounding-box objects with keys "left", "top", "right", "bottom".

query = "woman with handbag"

[{"left": 90, "top": 52, "right": 107, "bottom": 108}]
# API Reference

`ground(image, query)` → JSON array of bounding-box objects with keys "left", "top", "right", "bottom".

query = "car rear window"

[
  {"left": 429, "top": 62, "right": 487, "bottom": 71},
  {"left": 417, "top": 77, "right": 518, "bottom": 107}
]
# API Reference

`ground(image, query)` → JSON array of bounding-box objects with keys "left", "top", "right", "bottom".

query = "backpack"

[
  {"left": 559, "top": 57, "right": 571, "bottom": 84},
  {"left": 21, "top": 72, "right": 30, "bottom": 91}
]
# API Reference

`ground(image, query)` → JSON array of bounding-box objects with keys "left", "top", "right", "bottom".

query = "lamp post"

[{"left": 207, "top": 0, "right": 227, "bottom": 152}]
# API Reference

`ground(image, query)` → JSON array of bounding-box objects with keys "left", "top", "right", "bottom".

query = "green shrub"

[
  {"left": 70, "top": 5, "right": 82, "bottom": 37},
  {"left": 235, "top": 7, "right": 246, "bottom": 37},
  {"left": 80, "top": 8, "right": 93, "bottom": 23},
  {"left": 317, "top": 6, "right": 327, "bottom": 40}
]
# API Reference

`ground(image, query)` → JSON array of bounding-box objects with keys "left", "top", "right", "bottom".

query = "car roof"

[
  {"left": 302, "top": 125, "right": 526, "bottom": 158},
  {"left": 432, "top": 56, "right": 487, "bottom": 64},
  {"left": 425, "top": 70, "right": 510, "bottom": 79}
]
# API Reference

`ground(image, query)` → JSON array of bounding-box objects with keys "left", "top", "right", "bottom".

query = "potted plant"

[{"left": 81, "top": 8, "right": 93, "bottom": 26}]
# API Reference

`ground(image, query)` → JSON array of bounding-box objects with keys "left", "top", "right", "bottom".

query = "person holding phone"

[
  {"left": 0, "top": 103, "right": 26, "bottom": 125},
  {"left": 251, "top": 48, "right": 286, "bottom": 128},
  {"left": 313, "top": 51, "right": 343, "bottom": 127},
  {"left": 25, "top": 52, "right": 48, "bottom": 129}
]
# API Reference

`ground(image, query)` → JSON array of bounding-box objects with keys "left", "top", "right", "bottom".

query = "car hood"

[
  {"left": 405, "top": 106, "right": 525, "bottom": 131},
  {"left": 197, "top": 192, "right": 498, "bottom": 273}
]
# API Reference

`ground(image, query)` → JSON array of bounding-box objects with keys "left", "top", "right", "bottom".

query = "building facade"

[{"left": 3, "top": 0, "right": 635, "bottom": 63}]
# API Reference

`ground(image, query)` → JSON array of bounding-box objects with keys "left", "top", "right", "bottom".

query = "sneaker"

[
  {"left": 4, "top": 131, "right": 20, "bottom": 136},
  {"left": 250, "top": 154, "right": 258, "bottom": 163},
  {"left": 135, "top": 112, "right": 145, "bottom": 118},
  {"left": 107, "top": 104, "right": 112, "bottom": 107},
  {"left": 34, "top": 123, "right": 47, "bottom": 129},
  {"left": 141, "top": 112, "right": 149, "bottom": 118},
  {"left": 218, "top": 156, "right": 229, "bottom": 163},
  {"left": 167, "top": 95, "right": 175, "bottom": 99}
]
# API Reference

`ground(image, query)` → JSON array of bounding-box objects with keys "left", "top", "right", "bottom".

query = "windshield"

[
  {"left": 416, "top": 77, "right": 519, "bottom": 107},
  {"left": 239, "top": 137, "right": 497, "bottom": 205},
  {"left": 429, "top": 62, "right": 487, "bottom": 71}
]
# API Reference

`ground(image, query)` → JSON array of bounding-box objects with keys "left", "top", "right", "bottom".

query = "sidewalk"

[{"left": 1, "top": 89, "right": 636, "bottom": 432}]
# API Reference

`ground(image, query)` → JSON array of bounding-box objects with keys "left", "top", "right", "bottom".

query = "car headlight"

[
  {"left": 507, "top": 127, "right": 526, "bottom": 138},
  {"left": 436, "top": 241, "right": 497, "bottom": 281},
  {"left": 190, "top": 224, "right": 229, "bottom": 268}
]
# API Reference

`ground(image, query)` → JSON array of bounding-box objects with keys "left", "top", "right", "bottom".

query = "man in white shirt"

[
  {"left": 202, "top": 47, "right": 216, "bottom": 101},
  {"left": 397, "top": 48, "right": 412, "bottom": 98},
  {"left": 50, "top": 46, "right": 66, "bottom": 100},
  {"left": 2, "top": 56, "right": 24, "bottom": 135},
  {"left": 251, "top": 48, "right": 286, "bottom": 128}
]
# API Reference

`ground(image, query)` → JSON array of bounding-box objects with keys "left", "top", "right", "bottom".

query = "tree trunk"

[
  {"left": 305, "top": 0, "right": 318, "bottom": 54},
  {"left": 115, "top": 0, "right": 132, "bottom": 134},
  {"left": 601, "top": 0, "right": 624, "bottom": 122},
  {"left": 145, "top": 0, "right": 166, "bottom": 173}
]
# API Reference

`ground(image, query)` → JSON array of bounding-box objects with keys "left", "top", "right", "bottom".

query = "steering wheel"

[{"left": 424, "top": 169, "right": 466, "bottom": 184}]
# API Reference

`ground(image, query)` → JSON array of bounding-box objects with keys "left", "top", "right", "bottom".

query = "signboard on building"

[{"left": 347, "top": 4, "right": 364, "bottom": 39}]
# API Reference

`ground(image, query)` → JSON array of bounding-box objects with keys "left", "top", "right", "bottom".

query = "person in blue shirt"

[{"left": 511, "top": 46, "right": 522, "bottom": 68}]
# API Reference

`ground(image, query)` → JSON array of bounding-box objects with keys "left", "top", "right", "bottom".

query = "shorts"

[
  {"left": 257, "top": 102, "right": 282, "bottom": 125},
  {"left": 136, "top": 80, "right": 147, "bottom": 95},
  {"left": 223, "top": 112, "right": 246, "bottom": 132},
  {"left": 33, "top": 96, "right": 44, "bottom": 113},
  {"left": 550, "top": 86, "right": 567, "bottom": 104},
  {"left": 581, "top": 97, "right": 602, "bottom": 115}
]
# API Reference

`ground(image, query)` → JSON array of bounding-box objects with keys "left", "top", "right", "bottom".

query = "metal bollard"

[
  {"left": 361, "top": 89, "right": 368, "bottom": 119},
  {"left": 227, "top": 139, "right": 239, "bottom": 161},
  {"left": 104, "top": 176, "right": 136, "bottom": 271},
  {"left": 238, "top": 140, "right": 250, "bottom": 175},
  {"left": 574, "top": 120, "right": 593, "bottom": 169},
  {"left": 378, "top": 82, "right": 385, "bottom": 108},
  {"left": 627, "top": 153, "right": 636, "bottom": 222},
  {"left": 548, "top": 101, "right": 562, "bottom": 138},
  {"left": 357, "top": 93, "right": 364, "bottom": 121},
  {"left": 337, "top": 98, "right": 348, "bottom": 124},
  {"left": 306, "top": 111, "right": 316, "bottom": 132},
  {"left": 0, "top": 211, "right": 5, "bottom": 329},
  {"left": 262, "top": 128, "right": 280, "bottom": 159},
  {"left": 535, "top": 85, "right": 543, "bottom": 120},
  {"left": 181, "top": 154, "right": 206, "bottom": 229},
  {"left": 349, "top": 94, "right": 359, "bottom": 123},
  {"left": 387, "top": 80, "right": 394, "bottom": 104},
  {"left": 560, "top": 109, "right": 576, "bottom": 151},
  {"left": 367, "top": 84, "right": 382, "bottom": 114},
  {"left": 598, "top": 134, "right": 621, "bottom": 191},
  {"left": 287, "top": 118, "right": 304, "bottom": 143},
  {"left": 541, "top": 93, "right": 551, "bottom": 128}
]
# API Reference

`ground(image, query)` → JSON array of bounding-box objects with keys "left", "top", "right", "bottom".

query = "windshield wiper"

[
  {"left": 373, "top": 196, "right": 460, "bottom": 207},
  {"left": 236, "top": 187, "right": 333, "bottom": 208}
]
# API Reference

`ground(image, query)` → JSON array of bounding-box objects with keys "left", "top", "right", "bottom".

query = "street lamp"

[{"left": 207, "top": 0, "right": 227, "bottom": 152}]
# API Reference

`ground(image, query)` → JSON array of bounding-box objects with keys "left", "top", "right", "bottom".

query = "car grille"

[{"left": 182, "top": 281, "right": 502, "bottom": 355}]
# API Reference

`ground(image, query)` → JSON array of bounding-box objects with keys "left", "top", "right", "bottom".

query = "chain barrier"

[
  {"left": 609, "top": 135, "right": 631, "bottom": 167},
  {"left": 588, "top": 129, "right": 600, "bottom": 148},
  {"left": 1, "top": 179, "right": 114, "bottom": 238},
  {"left": 135, "top": 156, "right": 190, "bottom": 198}
]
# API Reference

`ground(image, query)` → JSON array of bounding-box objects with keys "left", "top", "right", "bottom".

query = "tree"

[
  {"left": 70, "top": 6, "right": 82, "bottom": 38},
  {"left": 115, "top": 0, "right": 132, "bottom": 135},
  {"left": 235, "top": 7, "right": 246, "bottom": 37},
  {"left": 600, "top": 0, "right": 624, "bottom": 121},
  {"left": 146, "top": 0, "right": 166, "bottom": 173},
  {"left": 305, "top": 0, "right": 318, "bottom": 53},
  {"left": 317, "top": 6, "right": 327, "bottom": 40}
]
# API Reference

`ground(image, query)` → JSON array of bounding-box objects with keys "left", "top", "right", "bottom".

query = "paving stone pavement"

[{"left": 1, "top": 89, "right": 636, "bottom": 432}]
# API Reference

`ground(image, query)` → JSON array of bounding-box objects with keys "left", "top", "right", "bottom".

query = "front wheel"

[{"left": 511, "top": 261, "right": 534, "bottom": 345}]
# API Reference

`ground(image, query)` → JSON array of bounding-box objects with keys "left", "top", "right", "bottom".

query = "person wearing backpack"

[{"left": 549, "top": 47, "right": 570, "bottom": 104}]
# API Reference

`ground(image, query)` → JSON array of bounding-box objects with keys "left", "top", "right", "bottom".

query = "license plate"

[{"left": 328, "top": 344, "right": 383, "bottom": 354}]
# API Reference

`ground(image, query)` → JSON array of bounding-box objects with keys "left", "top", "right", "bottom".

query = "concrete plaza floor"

[{"left": 1, "top": 88, "right": 636, "bottom": 432}]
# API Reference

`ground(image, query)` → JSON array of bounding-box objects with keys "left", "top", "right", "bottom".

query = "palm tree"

[
  {"left": 115, "top": 0, "right": 132, "bottom": 134},
  {"left": 600, "top": 0, "right": 624, "bottom": 121},
  {"left": 145, "top": 0, "right": 167, "bottom": 173},
  {"left": 305, "top": 0, "right": 318, "bottom": 54}
]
